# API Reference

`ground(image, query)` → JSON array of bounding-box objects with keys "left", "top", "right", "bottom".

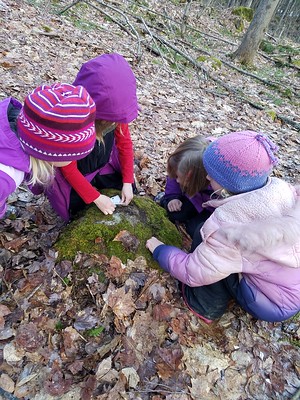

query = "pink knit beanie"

[
  {"left": 203, "top": 130, "right": 279, "bottom": 193},
  {"left": 17, "top": 83, "right": 96, "bottom": 161}
]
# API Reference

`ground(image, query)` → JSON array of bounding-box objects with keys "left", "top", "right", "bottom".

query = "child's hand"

[
  {"left": 146, "top": 237, "right": 164, "bottom": 253},
  {"left": 94, "top": 194, "right": 116, "bottom": 215},
  {"left": 121, "top": 183, "right": 133, "bottom": 205},
  {"left": 167, "top": 199, "right": 182, "bottom": 212}
]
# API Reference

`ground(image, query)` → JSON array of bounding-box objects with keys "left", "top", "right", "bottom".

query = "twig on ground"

[
  {"left": 56, "top": 0, "right": 300, "bottom": 131},
  {"left": 58, "top": 0, "right": 82, "bottom": 14},
  {"left": 88, "top": 0, "right": 143, "bottom": 59}
]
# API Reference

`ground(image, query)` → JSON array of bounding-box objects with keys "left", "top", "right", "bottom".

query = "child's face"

[{"left": 206, "top": 175, "right": 223, "bottom": 192}]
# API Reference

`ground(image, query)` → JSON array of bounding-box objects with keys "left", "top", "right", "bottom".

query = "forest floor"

[{"left": 0, "top": 1, "right": 299, "bottom": 399}]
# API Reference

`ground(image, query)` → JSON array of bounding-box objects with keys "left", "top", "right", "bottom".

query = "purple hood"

[{"left": 73, "top": 53, "right": 138, "bottom": 123}]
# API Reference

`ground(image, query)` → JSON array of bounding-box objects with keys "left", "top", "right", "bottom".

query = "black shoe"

[{"left": 154, "top": 192, "right": 165, "bottom": 204}]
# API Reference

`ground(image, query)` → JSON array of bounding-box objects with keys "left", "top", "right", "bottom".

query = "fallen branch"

[
  {"left": 276, "top": 114, "right": 300, "bottom": 131},
  {"left": 58, "top": 0, "right": 82, "bottom": 14},
  {"left": 85, "top": 0, "right": 143, "bottom": 59},
  {"left": 57, "top": 0, "right": 299, "bottom": 131},
  {"left": 107, "top": 0, "right": 300, "bottom": 97},
  {"left": 126, "top": 0, "right": 239, "bottom": 47},
  {"left": 143, "top": 31, "right": 300, "bottom": 130},
  {"left": 174, "top": 37, "right": 300, "bottom": 96}
]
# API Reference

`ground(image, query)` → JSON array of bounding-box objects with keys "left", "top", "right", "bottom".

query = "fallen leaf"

[
  {"left": 105, "top": 255, "right": 125, "bottom": 279},
  {"left": 106, "top": 286, "right": 136, "bottom": 319},
  {"left": 15, "top": 322, "right": 43, "bottom": 353},
  {"left": 0, "top": 304, "right": 11, "bottom": 329},
  {"left": 113, "top": 230, "right": 140, "bottom": 252}
]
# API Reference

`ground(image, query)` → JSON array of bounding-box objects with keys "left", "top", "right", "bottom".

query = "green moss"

[
  {"left": 55, "top": 195, "right": 182, "bottom": 268},
  {"left": 232, "top": 7, "right": 254, "bottom": 22},
  {"left": 259, "top": 40, "right": 276, "bottom": 54},
  {"left": 283, "top": 88, "right": 292, "bottom": 99},
  {"left": 266, "top": 109, "right": 277, "bottom": 121},
  {"left": 260, "top": 41, "right": 300, "bottom": 57},
  {"left": 234, "top": 18, "right": 245, "bottom": 33},
  {"left": 211, "top": 57, "right": 222, "bottom": 70},
  {"left": 197, "top": 56, "right": 222, "bottom": 69},
  {"left": 55, "top": 321, "right": 64, "bottom": 331},
  {"left": 85, "top": 326, "right": 105, "bottom": 337},
  {"left": 42, "top": 25, "right": 52, "bottom": 32},
  {"left": 277, "top": 44, "right": 300, "bottom": 55},
  {"left": 197, "top": 55, "right": 208, "bottom": 63}
]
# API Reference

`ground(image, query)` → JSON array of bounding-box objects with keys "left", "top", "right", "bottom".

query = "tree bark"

[{"left": 232, "top": 0, "right": 280, "bottom": 65}]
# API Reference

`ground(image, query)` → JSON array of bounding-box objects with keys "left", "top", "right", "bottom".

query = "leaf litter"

[{"left": 0, "top": 0, "right": 299, "bottom": 399}]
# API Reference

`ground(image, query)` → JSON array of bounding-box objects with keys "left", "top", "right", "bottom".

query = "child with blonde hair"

[
  {"left": 36, "top": 53, "right": 139, "bottom": 221},
  {"left": 147, "top": 131, "right": 300, "bottom": 323},
  {"left": 0, "top": 83, "right": 96, "bottom": 219}
]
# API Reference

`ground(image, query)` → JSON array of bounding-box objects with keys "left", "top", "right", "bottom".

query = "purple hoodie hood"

[{"left": 73, "top": 53, "right": 138, "bottom": 123}]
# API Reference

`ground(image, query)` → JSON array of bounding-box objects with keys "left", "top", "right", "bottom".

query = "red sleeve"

[
  {"left": 60, "top": 161, "right": 100, "bottom": 204},
  {"left": 114, "top": 123, "right": 134, "bottom": 184}
]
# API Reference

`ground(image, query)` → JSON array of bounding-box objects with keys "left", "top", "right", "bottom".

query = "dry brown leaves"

[{"left": 0, "top": 0, "right": 299, "bottom": 399}]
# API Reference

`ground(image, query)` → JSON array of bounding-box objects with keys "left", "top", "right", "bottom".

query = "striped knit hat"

[
  {"left": 203, "top": 130, "right": 279, "bottom": 193},
  {"left": 17, "top": 83, "right": 96, "bottom": 161}
]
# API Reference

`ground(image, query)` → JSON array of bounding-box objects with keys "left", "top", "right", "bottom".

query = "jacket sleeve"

[
  {"left": 165, "top": 177, "right": 182, "bottom": 197},
  {"left": 153, "top": 234, "right": 243, "bottom": 287},
  {"left": 60, "top": 161, "right": 99, "bottom": 204},
  {"left": 114, "top": 123, "right": 134, "bottom": 184},
  {"left": 0, "top": 170, "right": 18, "bottom": 218}
]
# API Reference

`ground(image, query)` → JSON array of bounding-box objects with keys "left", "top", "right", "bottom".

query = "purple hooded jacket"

[
  {"left": 73, "top": 53, "right": 138, "bottom": 123},
  {"left": 31, "top": 53, "right": 138, "bottom": 221},
  {"left": 0, "top": 97, "right": 31, "bottom": 218}
]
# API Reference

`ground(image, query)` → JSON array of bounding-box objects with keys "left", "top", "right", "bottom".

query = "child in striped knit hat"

[
  {"left": 34, "top": 53, "right": 139, "bottom": 221},
  {"left": 146, "top": 130, "right": 300, "bottom": 323},
  {"left": 0, "top": 83, "right": 96, "bottom": 219}
]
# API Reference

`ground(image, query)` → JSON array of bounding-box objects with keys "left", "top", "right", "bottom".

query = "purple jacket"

[
  {"left": 32, "top": 141, "right": 122, "bottom": 221},
  {"left": 154, "top": 178, "right": 300, "bottom": 322},
  {"left": 0, "top": 97, "right": 30, "bottom": 217},
  {"left": 165, "top": 177, "right": 212, "bottom": 213},
  {"left": 30, "top": 53, "right": 138, "bottom": 221}
]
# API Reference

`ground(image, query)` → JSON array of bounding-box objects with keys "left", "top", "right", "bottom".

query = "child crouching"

[{"left": 146, "top": 131, "right": 300, "bottom": 323}]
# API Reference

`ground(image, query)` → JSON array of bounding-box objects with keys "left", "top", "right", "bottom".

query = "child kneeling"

[{"left": 147, "top": 131, "right": 300, "bottom": 323}]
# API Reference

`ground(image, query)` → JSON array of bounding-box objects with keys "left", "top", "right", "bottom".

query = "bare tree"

[
  {"left": 274, "top": 0, "right": 299, "bottom": 39},
  {"left": 232, "top": 0, "right": 281, "bottom": 64}
]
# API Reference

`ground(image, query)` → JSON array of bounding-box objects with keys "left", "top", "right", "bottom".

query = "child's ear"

[{"left": 187, "top": 170, "right": 193, "bottom": 178}]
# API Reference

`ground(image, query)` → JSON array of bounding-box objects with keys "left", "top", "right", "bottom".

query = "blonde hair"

[
  {"left": 28, "top": 120, "right": 120, "bottom": 186},
  {"left": 28, "top": 156, "right": 55, "bottom": 186},
  {"left": 95, "top": 120, "right": 117, "bottom": 142},
  {"left": 167, "top": 135, "right": 209, "bottom": 197}
]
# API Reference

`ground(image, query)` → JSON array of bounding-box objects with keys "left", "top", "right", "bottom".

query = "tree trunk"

[{"left": 232, "top": 0, "right": 280, "bottom": 65}]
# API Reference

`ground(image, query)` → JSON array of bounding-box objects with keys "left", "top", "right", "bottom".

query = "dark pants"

[{"left": 183, "top": 221, "right": 240, "bottom": 320}]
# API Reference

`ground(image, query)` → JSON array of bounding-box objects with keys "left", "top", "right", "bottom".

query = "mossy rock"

[
  {"left": 55, "top": 194, "right": 182, "bottom": 268},
  {"left": 232, "top": 7, "right": 253, "bottom": 22}
]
